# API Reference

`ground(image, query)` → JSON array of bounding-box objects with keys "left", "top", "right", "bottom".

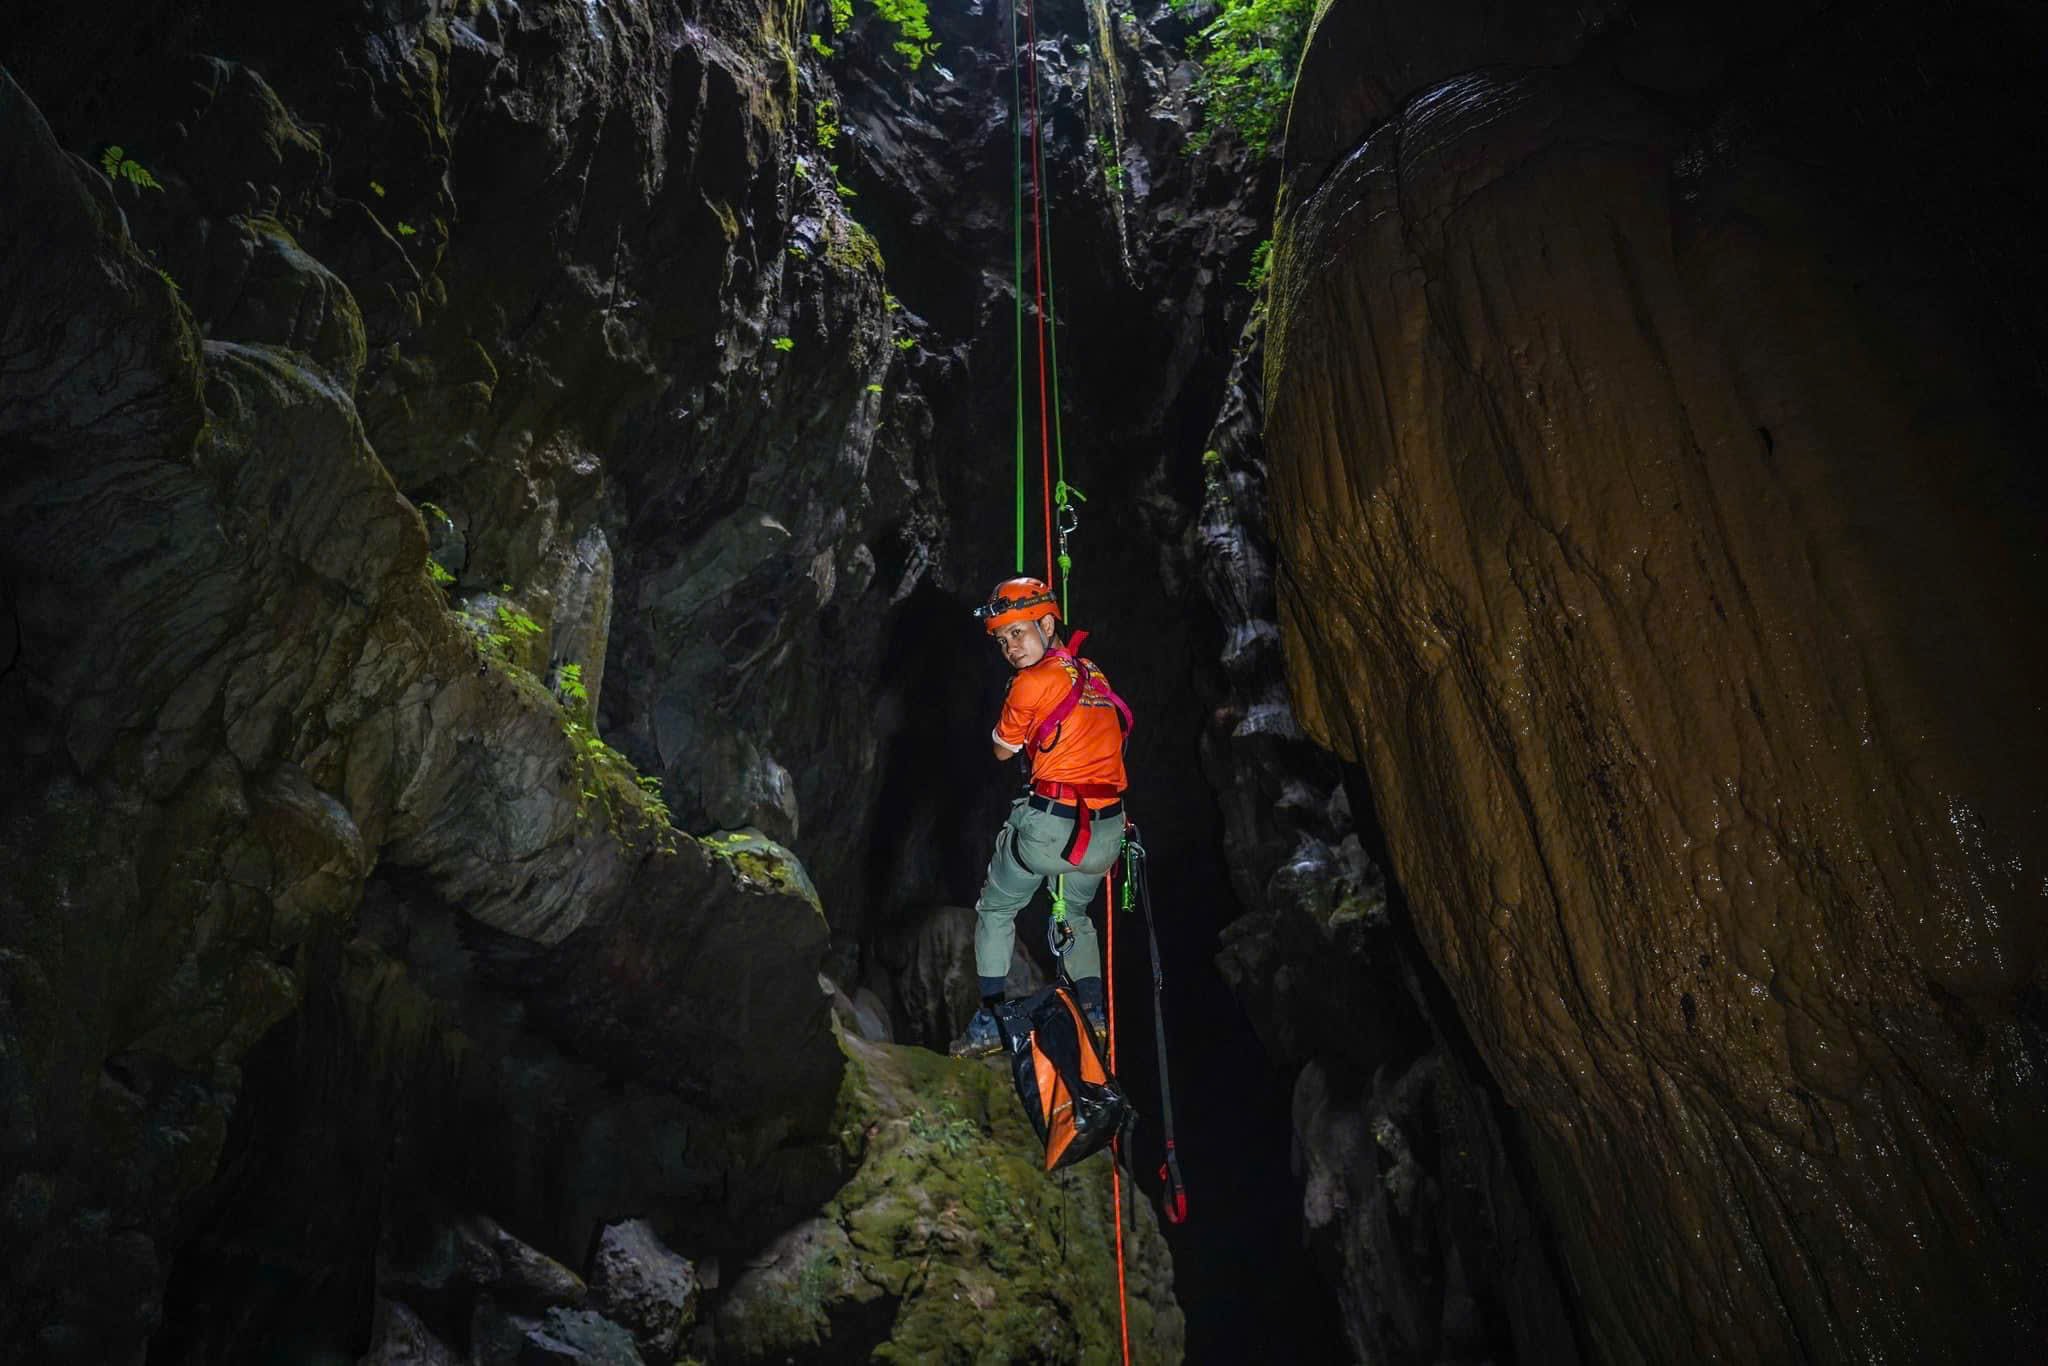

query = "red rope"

[
  {"left": 1105, "top": 864, "right": 1132, "bottom": 1365},
  {"left": 1023, "top": 0, "right": 1054, "bottom": 584}
]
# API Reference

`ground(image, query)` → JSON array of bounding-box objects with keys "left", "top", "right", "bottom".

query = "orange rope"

[{"left": 1105, "top": 864, "right": 1132, "bottom": 1365}]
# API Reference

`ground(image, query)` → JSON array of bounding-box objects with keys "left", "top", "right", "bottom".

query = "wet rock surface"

[
  {"left": 1187, "top": 314, "right": 1580, "bottom": 1364},
  {"left": 1261, "top": 0, "right": 2048, "bottom": 1360},
  {"left": 0, "top": 0, "right": 1265, "bottom": 1356}
]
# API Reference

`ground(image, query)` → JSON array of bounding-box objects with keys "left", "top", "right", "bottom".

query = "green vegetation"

[
  {"left": 816, "top": 99, "right": 841, "bottom": 150},
  {"left": 554, "top": 661, "right": 589, "bottom": 709},
  {"left": 99, "top": 145, "right": 162, "bottom": 191},
  {"left": 807, "top": 0, "right": 935, "bottom": 70},
  {"left": 771, "top": 335, "right": 796, "bottom": 352},
  {"left": 496, "top": 603, "right": 543, "bottom": 640},
  {"left": 872, "top": 0, "right": 937, "bottom": 68},
  {"left": 427, "top": 559, "right": 455, "bottom": 586},
  {"left": 563, "top": 715, "right": 676, "bottom": 847},
  {"left": 396, "top": 221, "right": 418, "bottom": 237},
  {"left": 893, "top": 335, "right": 915, "bottom": 351},
  {"left": 1243, "top": 236, "right": 1273, "bottom": 291},
  {"left": 1094, "top": 133, "right": 1126, "bottom": 192},
  {"left": 865, "top": 383, "right": 884, "bottom": 394},
  {"left": 1169, "top": 0, "right": 1314, "bottom": 156},
  {"left": 368, "top": 179, "right": 387, "bottom": 198},
  {"left": 822, "top": 218, "right": 883, "bottom": 273},
  {"left": 907, "top": 1102, "right": 981, "bottom": 1156}
]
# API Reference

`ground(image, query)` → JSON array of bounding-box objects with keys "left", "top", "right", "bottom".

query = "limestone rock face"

[
  {"left": 1189, "top": 316, "right": 1579, "bottom": 1365},
  {"left": 1262, "top": 1, "right": 2048, "bottom": 1360}
]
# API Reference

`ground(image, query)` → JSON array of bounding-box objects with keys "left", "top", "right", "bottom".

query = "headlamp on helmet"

[{"left": 974, "top": 577, "right": 1062, "bottom": 634}]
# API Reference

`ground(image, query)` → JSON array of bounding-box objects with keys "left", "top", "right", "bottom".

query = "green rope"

[
  {"left": 1033, "top": 36, "right": 1074, "bottom": 611},
  {"left": 1010, "top": 0, "right": 1026, "bottom": 575}
]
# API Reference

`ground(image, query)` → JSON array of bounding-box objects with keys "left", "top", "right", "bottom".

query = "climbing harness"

[{"left": 1026, "top": 629, "right": 1133, "bottom": 864}]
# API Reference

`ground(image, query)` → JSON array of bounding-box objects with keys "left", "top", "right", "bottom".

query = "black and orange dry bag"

[{"left": 998, "top": 982, "right": 1131, "bottom": 1171}]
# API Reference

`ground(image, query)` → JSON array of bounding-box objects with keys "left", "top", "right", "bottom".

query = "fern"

[
  {"left": 556, "top": 661, "right": 590, "bottom": 708},
  {"left": 1243, "top": 237, "right": 1273, "bottom": 291},
  {"left": 99, "top": 145, "right": 163, "bottom": 191},
  {"left": 771, "top": 336, "right": 796, "bottom": 352},
  {"left": 872, "top": 0, "right": 936, "bottom": 68},
  {"left": 496, "top": 603, "right": 543, "bottom": 638}
]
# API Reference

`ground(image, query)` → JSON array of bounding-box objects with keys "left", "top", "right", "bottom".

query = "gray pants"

[{"left": 974, "top": 798, "right": 1126, "bottom": 982}]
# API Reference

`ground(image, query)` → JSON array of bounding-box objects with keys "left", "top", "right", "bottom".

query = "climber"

[{"left": 950, "top": 577, "right": 1134, "bottom": 1059}]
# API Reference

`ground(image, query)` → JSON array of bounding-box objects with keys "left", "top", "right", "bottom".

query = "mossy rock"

[
  {"left": 715, "top": 1031, "right": 1184, "bottom": 1363},
  {"left": 695, "top": 827, "right": 822, "bottom": 913}
]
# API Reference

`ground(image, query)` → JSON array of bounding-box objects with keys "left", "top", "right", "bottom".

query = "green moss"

[
  {"left": 789, "top": 1037, "right": 1181, "bottom": 1361},
  {"left": 822, "top": 216, "right": 885, "bottom": 275},
  {"left": 696, "top": 829, "right": 822, "bottom": 911}
]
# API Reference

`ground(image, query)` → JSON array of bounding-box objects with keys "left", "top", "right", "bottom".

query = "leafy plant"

[
  {"left": 771, "top": 335, "right": 796, "bottom": 352},
  {"left": 555, "top": 660, "right": 589, "bottom": 710},
  {"left": 496, "top": 603, "right": 543, "bottom": 638},
  {"left": 872, "top": 0, "right": 936, "bottom": 68},
  {"left": 1243, "top": 236, "right": 1273, "bottom": 291},
  {"left": 154, "top": 266, "right": 181, "bottom": 293},
  {"left": 829, "top": 0, "right": 853, "bottom": 34},
  {"left": 99, "top": 145, "right": 162, "bottom": 191},
  {"left": 427, "top": 559, "right": 456, "bottom": 586},
  {"left": 908, "top": 1103, "right": 980, "bottom": 1156},
  {"left": 1169, "top": 0, "right": 1313, "bottom": 156},
  {"left": 808, "top": 32, "right": 835, "bottom": 57},
  {"left": 369, "top": 179, "right": 387, "bottom": 198},
  {"left": 635, "top": 773, "right": 672, "bottom": 825},
  {"left": 396, "top": 221, "right": 418, "bottom": 237},
  {"left": 893, "top": 335, "right": 916, "bottom": 351},
  {"left": 1094, "top": 133, "right": 1126, "bottom": 192},
  {"left": 865, "top": 383, "right": 884, "bottom": 394},
  {"left": 815, "top": 100, "right": 840, "bottom": 150}
]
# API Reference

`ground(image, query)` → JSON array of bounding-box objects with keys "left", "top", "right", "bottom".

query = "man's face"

[{"left": 994, "top": 616, "right": 1053, "bottom": 670}]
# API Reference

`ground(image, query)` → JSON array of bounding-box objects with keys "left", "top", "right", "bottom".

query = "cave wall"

[
  {"left": 0, "top": 0, "right": 1263, "bottom": 1356},
  {"left": 1260, "top": 0, "right": 2048, "bottom": 1360}
]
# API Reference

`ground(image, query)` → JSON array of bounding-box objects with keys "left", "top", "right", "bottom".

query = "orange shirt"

[{"left": 993, "top": 653, "right": 1128, "bottom": 806}]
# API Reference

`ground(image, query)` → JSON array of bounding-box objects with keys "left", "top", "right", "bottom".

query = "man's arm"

[{"left": 991, "top": 668, "right": 1048, "bottom": 761}]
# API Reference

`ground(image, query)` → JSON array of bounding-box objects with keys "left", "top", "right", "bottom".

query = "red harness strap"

[
  {"left": 1028, "top": 632, "right": 1135, "bottom": 749},
  {"left": 1031, "top": 779, "right": 1122, "bottom": 862},
  {"left": 1026, "top": 631, "right": 1132, "bottom": 864}
]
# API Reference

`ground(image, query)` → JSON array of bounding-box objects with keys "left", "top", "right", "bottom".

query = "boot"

[
  {"left": 948, "top": 1006, "right": 1004, "bottom": 1059},
  {"left": 1071, "top": 976, "right": 1109, "bottom": 1053}
]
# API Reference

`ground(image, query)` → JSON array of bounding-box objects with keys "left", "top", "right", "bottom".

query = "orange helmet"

[{"left": 973, "top": 576, "right": 1061, "bottom": 634}]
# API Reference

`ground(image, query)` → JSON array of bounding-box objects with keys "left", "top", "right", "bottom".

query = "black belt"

[{"left": 1027, "top": 795, "right": 1122, "bottom": 821}]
